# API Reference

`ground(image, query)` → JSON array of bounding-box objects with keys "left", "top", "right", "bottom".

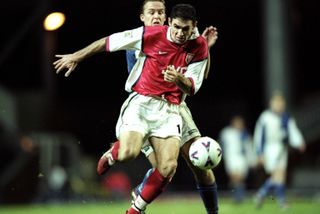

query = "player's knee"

[
  {"left": 118, "top": 145, "right": 140, "bottom": 161},
  {"left": 158, "top": 160, "right": 178, "bottom": 178},
  {"left": 194, "top": 168, "right": 215, "bottom": 184}
]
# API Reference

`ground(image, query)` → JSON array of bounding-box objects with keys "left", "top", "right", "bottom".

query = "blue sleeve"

[
  {"left": 126, "top": 50, "right": 137, "bottom": 73},
  {"left": 254, "top": 119, "right": 266, "bottom": 155},
  {"left": 259, "top": 125, "right": 266, "bottom": 155},
  {"left": 281, "top": 112, "right": 290, "bottom": 144}
]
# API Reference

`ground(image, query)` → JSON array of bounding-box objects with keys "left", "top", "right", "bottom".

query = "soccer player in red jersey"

[
  {"left": 121, "top": 1, "right": 219, "bottom": 214},
  {"left": 54, "top": 3, "right": 214, "bottom": 213}
]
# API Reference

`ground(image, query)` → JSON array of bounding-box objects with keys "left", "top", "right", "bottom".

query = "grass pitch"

[{"left": 0, "top": 196, "right": 318, "bottom": 214}]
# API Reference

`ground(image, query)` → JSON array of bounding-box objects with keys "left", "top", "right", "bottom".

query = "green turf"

[{"left": 0, "top": 197, "right": 318, "bottom": 214}]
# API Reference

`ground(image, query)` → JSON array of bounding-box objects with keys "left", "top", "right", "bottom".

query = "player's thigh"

[
  {"left": 141, "top": 141, "right": 157, "bottom": 167},
  {"left": 118, "top": 131, "right": 144, "bottom": 160},
  {"left": 146, "top": 151, "right": 157, "bottom": 168},
  {"left": 151, "top": 137, "right": 180, "bottom": 162},
  {"left": 150, "top": 137, "right": 180, "bottom": 177}
]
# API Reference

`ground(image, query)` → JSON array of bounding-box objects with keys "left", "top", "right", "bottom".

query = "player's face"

[
  {"left": 232, "top": 116, "right": 245, "bottom": 130},
  {"left": 140, "top": 1, "right": 166, "bottom": 26},
  {"left": 168, "top": 17, "right": 196, "bottom": 44},
  {"left": 270, "top": 95, "right": 286, "bottom": 114}
]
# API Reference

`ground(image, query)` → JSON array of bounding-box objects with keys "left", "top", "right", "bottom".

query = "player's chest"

[{"left": 147, "top": 43, "right": 195, "bottom": 66}]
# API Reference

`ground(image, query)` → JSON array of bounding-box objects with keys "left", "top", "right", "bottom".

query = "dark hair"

[
  {"left": 169, "top": 4, "right": 197, "bottom": 22},
  {"left": 140, "top": 0, "right": 166, "bottom": 14}
]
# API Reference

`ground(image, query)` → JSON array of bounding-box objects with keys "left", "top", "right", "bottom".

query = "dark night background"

[{"left": 1, "top": 0, "right": 320, "bottom": 203}]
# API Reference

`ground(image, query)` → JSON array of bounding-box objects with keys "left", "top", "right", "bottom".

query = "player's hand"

[
  {"left": 202, "top": 26, "right": 218, "bottom": 49},
  {"left": 298, "top": 144, "right": 306, "bottom": 153},
  {"left": 162, "top": 65, "right": 180, "bottom": 83},
  {"left": 53, "top": 54, "right": 79, "bottom": 77}
]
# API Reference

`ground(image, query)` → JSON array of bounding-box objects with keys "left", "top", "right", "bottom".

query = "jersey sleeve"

[
  {"left": 106, "top": 26, "right": 144, "bottom": 52},
  {"left": 184, "top": 38, "right": 208, "bottom": 95},
  {"left": 253, "top": 113, "right": 266, "bottom": 155},
  {"left": 184, "top": 59, "right": 207, "bottom": 95},
  {"left": 288, "top": 118, "right": 305, "bottom": 148}
]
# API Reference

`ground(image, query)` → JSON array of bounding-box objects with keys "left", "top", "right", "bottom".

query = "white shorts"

[
  {"left": 224, "top": 156, "right": 249, "bottom": 177},
  {"left": 263, "top": 144, "right": 288, "bottom": 173},
  {"left": 116, "top": 92, "right": 182, "bottom": 141},
  {"left": 140, "top": 101, "right": 200, "bottom": 157}
]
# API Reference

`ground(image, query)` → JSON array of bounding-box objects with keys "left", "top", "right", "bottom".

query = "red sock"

[
  {"left": 111, "top": 140, "right": 120, "bottom": 161},
  {"left": 139, "top": 168, "right": 170, "bottom": 203},
  {"left": 126, "top": 207, "right": 140, "bottom": 214}
]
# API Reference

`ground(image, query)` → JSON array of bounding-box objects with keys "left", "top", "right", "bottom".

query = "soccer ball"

[{"left": 189, "top": 136, "right": 222, "bottom": 170}]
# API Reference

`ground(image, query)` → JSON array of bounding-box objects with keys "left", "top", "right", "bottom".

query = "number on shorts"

[{"left": 177, "top": 124, "right": 181, "bottom": 134}]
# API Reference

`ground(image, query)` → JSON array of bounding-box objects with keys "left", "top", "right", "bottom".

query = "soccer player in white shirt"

[
  {"left": 253, "top": 91, "right": 306, "bottom": 209},
  {"left": 54, "top": 4, "right": 211, "bottom": 214},
  {"left": 220, "top": 115, "right": 255, "bottom": 203}
]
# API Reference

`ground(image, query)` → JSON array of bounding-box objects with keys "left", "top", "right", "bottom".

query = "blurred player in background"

[
  {"left": 0, "top": 118, "right": 36, "bottom": 201},
  {"left": 219, "top": 115, "right": 255, "bottom": 203},
  {"left": 120, "top": 1, "right": 220, "bottom": 214},
  {"left": 253, "top": 91, "right": 306, "bottom": 209},
  {"left": 54, "top": 3, "right": 212, "bottom": 214}
]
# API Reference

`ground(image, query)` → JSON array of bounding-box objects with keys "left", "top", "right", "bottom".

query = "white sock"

[{"left": 133, "top": 195, "right": 148, "bottom": 211}]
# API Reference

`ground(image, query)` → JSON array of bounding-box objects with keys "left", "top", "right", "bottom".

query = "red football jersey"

[{"left": 106, "top": 25, "right": 208, "bottom": 104}]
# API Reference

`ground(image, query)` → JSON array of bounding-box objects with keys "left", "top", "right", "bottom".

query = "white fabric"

[
  {"left": 140, "top": 101, "right": 201, "bottom": 157},
  {"left": 115, "top": 92, "right": 182, "bottom": 140},
  {"left": 220, "top": 127, "right": 254, "bottom": 176},
  {"left": 253, "top": 110, "right": 305, "bottom": 173}
]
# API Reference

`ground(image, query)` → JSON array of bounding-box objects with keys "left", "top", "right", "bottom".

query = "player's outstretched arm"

[
  {"left": 202, "top": 26, "right": 218, "bottom": 79},
  {"left": 53, "top": 37, "right": 106, "bottom": 77}
]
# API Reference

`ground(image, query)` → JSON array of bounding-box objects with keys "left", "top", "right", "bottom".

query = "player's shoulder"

[
  {"left": 259, "top": 110, "right": 277, "bottom": 121},
  {"left": 220, "top": 126, "right": 233, "bottom": 136},
  {"left": 188, "top": 30, "right": 206, "bottom": 46},
  {"left": 143, "top": 26, "right": 167, "bottom": 42},
  {"left": 144, "top": 25, "right": 168, "bottom": 34},
  {"left": 187, "top": 34, "right": 207, "bottom": 55},
  {"left": 196, "top": 34, "right": 207, "bottom": 44}
]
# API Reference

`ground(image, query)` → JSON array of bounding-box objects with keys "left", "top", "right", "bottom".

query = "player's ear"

[
  {"left": 168, "top": 17, "right": 172, "bottom": 26},
  {"left": 192, "top": 21, "right": 198, "bottom": 34},
  {"left": 140, "top": 14, "right": 145, "bottom": 22},
  {"left": 194, "top": 21, "right": 198, "bottom": 28}
]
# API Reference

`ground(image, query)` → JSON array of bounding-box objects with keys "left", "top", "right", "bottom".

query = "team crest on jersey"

[{"left": 185, "top": 53, "right": 195, "bottom": 64}]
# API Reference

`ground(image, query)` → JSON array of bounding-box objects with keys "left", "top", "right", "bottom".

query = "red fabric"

[
  {"left": 126, "top": 207, "right": 140, "bottom": 214},
  {"left": 132, "top": 26, "right": 208, "bottom": 104},
  {"left": 111, "top": 140, "right": 120, "bottom": 160},
  {"left": 140, "top": 168, "right": 169, "bottom": 203},
  {"left": 103, "top": 171, "right": 131, "bottom": 193}
]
